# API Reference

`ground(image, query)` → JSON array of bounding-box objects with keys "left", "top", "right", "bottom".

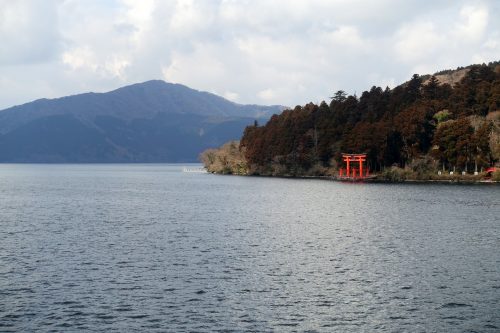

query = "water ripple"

[{"left": 0, "top": 164, "right": 499, "bottom": 332}]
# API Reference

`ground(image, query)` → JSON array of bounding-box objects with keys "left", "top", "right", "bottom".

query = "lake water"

[{"left": 0, "top": 164, "right": 499, "bottom": 332}]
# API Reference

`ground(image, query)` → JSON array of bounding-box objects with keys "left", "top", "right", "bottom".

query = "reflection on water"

[{"left": 0, "top": 164, "right": 499, "bottom": 332}]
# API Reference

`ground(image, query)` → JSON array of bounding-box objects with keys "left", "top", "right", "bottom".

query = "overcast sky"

[{"left": 0, "top": 0, "right": 499, "bottom": 109}]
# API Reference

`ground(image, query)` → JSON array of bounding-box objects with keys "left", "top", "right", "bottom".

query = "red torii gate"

[{"left": 339, "top": 153, "right": 369, "bottom": 179}]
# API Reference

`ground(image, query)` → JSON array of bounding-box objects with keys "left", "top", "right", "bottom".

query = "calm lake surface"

[{"left": 0, "top": 164, "right": 499, "bottom": 332}]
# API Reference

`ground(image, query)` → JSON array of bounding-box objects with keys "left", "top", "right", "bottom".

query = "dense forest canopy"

[{"left": 234, "top": 62, "right": 500, "bottom": 176}]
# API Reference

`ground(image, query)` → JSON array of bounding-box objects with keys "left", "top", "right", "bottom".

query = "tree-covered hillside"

[{"left": 204, "top": 62, "right": 500, "bottom": 177}]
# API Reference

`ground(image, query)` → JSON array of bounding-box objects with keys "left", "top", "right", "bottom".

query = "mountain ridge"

[
  {"left": 0, "top": 80, "right": 285, "bottom": 162},
  {"left": 0, "top": 80, "right": 284, "bottom": 134}
]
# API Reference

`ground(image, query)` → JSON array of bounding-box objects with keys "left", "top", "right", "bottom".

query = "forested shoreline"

[{"left": 201, "top": 62, "right": 500, "bottom": 181}]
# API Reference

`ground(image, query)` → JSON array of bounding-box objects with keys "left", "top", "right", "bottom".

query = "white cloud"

[
  {"left": 324, "top": 26, "right": 367, "bottom": 48},
  {"left": 394, "top": 21, "right": 444, "bottom": 63},
  {"left": 223, "top": 91, "right": 239, "bottom": 102},
  {"left": 62, "top": 46, "right": 98, "bottom": 71},
  {"left": 0, "top": 0, "right": 498, "bottom": 109},
  {"left": 257, "top": 88, "right": 276, "bottom": 101},
  {"left": 0, "top": 0, "right": 60, "bottom": 65},
  {"left": 392, "top": 2, "right": 498, "bottom": 78},
  {"left": 62, "top": 46, "right": 130, "bottom": 80},
  {"left": 161, "top": 45, "right": 227, "bottom": 83},
  {"left": 169, "top": 0, "right": 214, "bottom": 35},
  {"left": 455, "top": 4, "right": 488, "bottom": 41}
]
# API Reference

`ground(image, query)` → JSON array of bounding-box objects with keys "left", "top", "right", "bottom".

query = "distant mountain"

[{"left": 0, "top": 81, "right": 284, "bottom": 162}]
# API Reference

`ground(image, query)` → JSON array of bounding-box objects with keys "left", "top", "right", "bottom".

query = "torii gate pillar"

[{"left": 341, "top": 153, "right": 368, "bottom": 179}]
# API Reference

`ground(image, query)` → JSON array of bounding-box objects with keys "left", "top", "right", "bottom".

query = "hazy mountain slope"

[
  {"left": 0, "top": 80, "right": 282, "bottom": 134},
  {"left": 0, "top": 81, "right": 284, "bottom": 162}
]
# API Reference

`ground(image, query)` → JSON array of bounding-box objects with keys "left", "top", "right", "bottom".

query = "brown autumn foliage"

[
  {"left": 199, "top": 141, "right": 247, "bottom": 174},
  {"left": 202, "top": 62, "right": 500, "bottom": 177}
]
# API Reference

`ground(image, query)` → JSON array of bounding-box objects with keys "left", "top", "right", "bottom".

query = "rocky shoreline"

[{"left": 204, "top": 169, "right": 499, "bottom": 184}]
